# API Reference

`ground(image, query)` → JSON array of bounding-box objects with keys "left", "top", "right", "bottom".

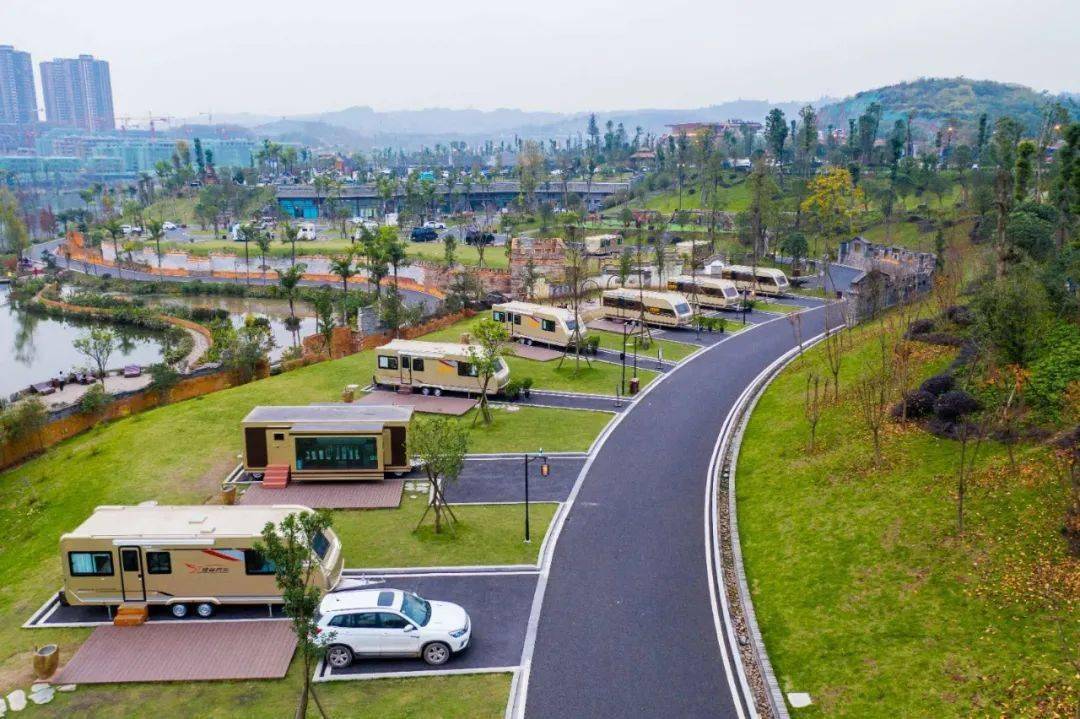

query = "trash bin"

[
  {"left": 221, "top": 485, "right": 237, "bottom": 505},
  {"left": 33, "top": 644, "right": 59, "bottom": 679},
  {"left": 629, "top": 377, "right": 640, "bottom": 395}
]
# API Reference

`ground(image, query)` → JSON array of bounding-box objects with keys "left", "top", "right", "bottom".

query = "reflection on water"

[
  {"left": 143, "top": 295, "right": 318, "bottom": 362},
  {"left": 0, "top": 286, "right": 164, "bottom": 399}
]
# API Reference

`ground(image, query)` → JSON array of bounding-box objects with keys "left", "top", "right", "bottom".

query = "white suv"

[{"left": 317, "top": 588, "right": 471, "bottom": 667}]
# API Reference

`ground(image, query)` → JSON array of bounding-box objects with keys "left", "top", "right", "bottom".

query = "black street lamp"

[{"left": 522, "top": 449, "right": 549, "bottom": 543}]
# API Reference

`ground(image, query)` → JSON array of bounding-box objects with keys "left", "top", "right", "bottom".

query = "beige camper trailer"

[
  {"left": 600, "top": 288, "right": 694, "bottom": 328},
  {"left": 241, "top": 404, "right": 413, "bottom": 481},
  {"left": 374, "top": 339, "right": 511, "bottom": 396},
  {"left": 59, "top": 504, "right": 343, "bottom": 618},
  {"left": 713, "top": 264, "right": 790, "bottom": 296},
  {"left": 666, "top": 275, "right": 741, "bottom": 310},
  {"left": 492, "top": 301, "right": 588, "bottom": 348}
]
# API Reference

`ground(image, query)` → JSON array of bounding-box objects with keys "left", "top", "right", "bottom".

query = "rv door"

[
  {"left": 400, "top": 355, "right": 413, "bottom": 385},
  {"left": 118, "top": 546, "right": 146, "bottom": 602}
]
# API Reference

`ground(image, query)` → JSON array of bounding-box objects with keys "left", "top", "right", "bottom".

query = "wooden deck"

[
  {"left": 53, "top": 621, "right": 296, "bottom": 684},
  {"left": 239, "top": 478, "right": 405, "bottom": 509}
]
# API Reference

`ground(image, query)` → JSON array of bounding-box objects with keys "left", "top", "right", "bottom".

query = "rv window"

[
  {"left": 401, "top": 356, "right": 411, "bottom": 370},
  {"left": 674, "top": 302, "right": 691, "bottom": 315},
  {"left": 273, "top": 432, "right": 285, "bottom": 441},
  {"left": 724, "top": 287, "right": 738, "bottom": 298},
  {"left": 541, "top": 319, "right": 556, "bottom": 332},
  {"left": 310, "top": 531, "right": 331, "bottom": 560},
  {"left": 457, "top": 361, "right": 478, "bottom": 377},
  {"left": 493, "top": 311, "right": 506, "bottom": 322},
  {"left": 244, "top": 549, "right": 276, "bottom": 575},
  {"left": 377, "top": 355, "right": 398, "bottom": 370},
  {"left": 295, "top": 436, "right": 379, "bottom": 470},
  {"left": 513, "top": 314, "right": 522, "bottom": 325},
  {"left": 412, "top": 358, "right": 425, "bottom": 372},
  {"left": 146, "top": 551, "right": 172, "bottom": 574},
  {"left": 121, "top": 550, "right": 140, "bottom": 572},
  {"left": 69, "top": 551, "right": 114, "bottom": 577},
  {"left": 565, "top": 319, "right": 578, "bottom": 331}
]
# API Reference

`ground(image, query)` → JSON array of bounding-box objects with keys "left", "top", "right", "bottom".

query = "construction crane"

[{"left": 115, "top": 113, "right": 172, "bottom": 136}]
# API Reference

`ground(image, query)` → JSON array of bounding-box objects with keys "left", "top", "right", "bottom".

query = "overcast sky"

[{"left": 4, "top": 0, "right": 1078, "bottom": 119}]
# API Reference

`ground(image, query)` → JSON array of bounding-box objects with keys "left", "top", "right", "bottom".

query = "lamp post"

[{"left": 522, "top": 449, "right": 549, "bottom": 543}]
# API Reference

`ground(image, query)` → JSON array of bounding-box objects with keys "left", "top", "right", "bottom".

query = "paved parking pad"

[
  {"left": 53, "top": 621, "right": 295, "bottom": 684},
  {"left": 417, "top": 456, "right": 585, "bottom": 503},
  {"left": 26, "top": 592, "right": 285, "bottom": 628},
  {"left": 319, "top": 571, "right": 537, "bottom": 678}
]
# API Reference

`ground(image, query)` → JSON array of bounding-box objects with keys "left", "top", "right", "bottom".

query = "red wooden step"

[{"left": 262, "top": 465, "right": 290, "bottom": 489}]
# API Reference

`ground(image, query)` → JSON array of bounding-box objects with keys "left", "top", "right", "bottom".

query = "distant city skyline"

[{"left": 1, "top": 0, "right": 1078, "bottom": 120}]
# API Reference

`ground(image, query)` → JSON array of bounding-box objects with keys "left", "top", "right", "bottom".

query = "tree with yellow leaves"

[{"left": 800, "top": 167, "right": 864, "bottom": 258}]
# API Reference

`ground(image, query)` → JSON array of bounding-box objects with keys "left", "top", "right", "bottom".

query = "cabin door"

[
  {"left": 118, "top": 546, "right": 146, "bottom": 602},
  {"left": 400, "top": 356, "right": 413, "bottom": 385}
]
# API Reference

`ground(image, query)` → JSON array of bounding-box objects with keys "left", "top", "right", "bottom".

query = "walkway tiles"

[
  {"left": 355, "top": 389, "right": 477, "bottom": 416},
  {"left": 239, "top": 479, "right": 404, "bottom": 509},
  {"left": 53, "top": 621, "right": 295, "bottom": 684}
]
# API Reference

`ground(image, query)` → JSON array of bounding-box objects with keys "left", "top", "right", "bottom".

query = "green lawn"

[
  {"left": 29, "top": 669, "right": 509, "bottom": 718},
  {"left": 860, "top": 221, "right": 936, "bottom": 251},
  {"left": 754, "top": 302, "right": 798, "bottom": 314},
  {"left": 0, "top": 326, "right": 609, "bottom": 699},
  {"left": 592, "top": 329, "right": 699, "bottom": 361},
  {"left": 736, "top": 319, "right": 1078, "bottom": 717},
  {"left": 334, "top": 502, "right": 558, "bottom": 567}
]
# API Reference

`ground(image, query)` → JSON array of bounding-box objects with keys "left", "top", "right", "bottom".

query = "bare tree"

[
  {"left": 410, "top": 416, "right": 468, "bottom": 534},
  {"left": 804, "top": 372, "right": 827, "bottom": 452},
  {"left": 557, "top": 235, "right": 592, "bottom": 375}
]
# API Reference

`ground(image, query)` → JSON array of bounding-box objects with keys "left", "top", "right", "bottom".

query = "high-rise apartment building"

[
  {"left": 40, "top": 54, "right": 115, "bottom": 132},
  {"left": 0, "top": 45, "right": 38, "bottom": 126}
]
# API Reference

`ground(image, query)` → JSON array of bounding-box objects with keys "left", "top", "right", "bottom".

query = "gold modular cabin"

[
  {"left": 59, "top": 504, "right": 343, "bottom": 617},
  {"left": 492, "top": 301, "right": 588, "bottom": 348},
  {"left": 241, "top": 404, "right": 414, "bottom": 481}
]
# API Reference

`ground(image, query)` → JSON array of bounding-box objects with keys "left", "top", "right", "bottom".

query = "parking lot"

[
  {"left": 318, "top": 570, "right": 537, "bottom": 678},
  {"left": 431, "top": 455, "right": 586, "bottom": 503},
  {"left": 25, "top": 593, "right": 285, "bottom": 628}
]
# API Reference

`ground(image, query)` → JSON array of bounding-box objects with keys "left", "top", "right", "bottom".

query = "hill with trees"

[{"left": 819, "top": 77, "right": 1078, "bottom": 135}]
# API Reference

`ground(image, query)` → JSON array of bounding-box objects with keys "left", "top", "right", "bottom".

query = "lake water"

[
  {"left": 0, "top": 286, "right": 165, "bottom": 400},
  {"left": 141, "top": 295, "right": 318, "bottom": 362}
]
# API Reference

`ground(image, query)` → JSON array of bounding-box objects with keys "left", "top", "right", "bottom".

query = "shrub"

[
  {"left": 933, "top": 389, "right": 982, "bottom": 422},
  {"left": 1027, "top": 323, "right": 1080, "bottom": 420},
  {"left": 920, "top": 374, "right": 954, "bottom": 396},
  {"left": 148, "top": 363, "right": 180, "bottom": 397},
  {"left": 503, "top": 378, "right": 525, "bottom": 400},
  {"left": 78, "top": 383, "right": 111, "bottom": 416},
  {"left": 585, "top": 336, "right": 601, "bottom": 354},
  {"left": 892, "top": 389, "right": 936, "bottom": 419},
  {"left": 906, "top": 318, "right": 935, "bottom": 336},
  {"left": 945, "top": 305, "right": 974, "bottom": 326}
]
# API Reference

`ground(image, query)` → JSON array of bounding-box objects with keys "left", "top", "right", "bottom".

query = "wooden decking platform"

[
  {"left": 53, "top": 621, "right": 296, "bottom": 684},
  {"left": 239, "top": 478, "right": 405, "bottom": 509}
]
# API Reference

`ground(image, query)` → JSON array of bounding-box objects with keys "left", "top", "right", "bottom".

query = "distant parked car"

[
  {"left": 162, "top": 221, "right": 178, "bottom": 231},
  {"left": 410, "top": 227, "right": 438, "bottom": 242},
  {"left": 465, "top": 230, "right": 495, "bottom": 246},
  {"left": 423, "top": 220, "right": 446, "bottom": 230},
  {"left": 318, "top": 588, "right": 471, "bottom": 667},
  {"left": 298, "top": 223, "right": 317, "bottom": 241}
]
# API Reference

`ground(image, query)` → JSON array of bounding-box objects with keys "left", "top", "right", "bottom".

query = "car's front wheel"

[
  {"left": 422, "top": 641, "right": 451, "bottom": 666},
  {"left": 326, "top": 644, "right": 354, "bottom": 669}
]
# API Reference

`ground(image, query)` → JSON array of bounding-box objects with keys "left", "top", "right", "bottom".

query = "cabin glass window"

[
  {"left": 412, "top": 358, "right": 424, "bottom": 372},
  {"left": 244, "top": 549, "right": 277, "bottom": 575},
  {"left": 146, "top": 551, "right": 172, "bottom": 574},
  {"left": 69, "top": 551, "right": 114, "bottom": 577},
  {"left": 377, "top": 355, "right": 398, "bottom": 370},
  {"left": 541, "top": 319, "right": 556, "bottom": 332},
  {"left": 295, "top": 436, "right": 379, "bottom": 470},
  {"left": 493, "top": 311, "right": 506, "bottom": 322}
]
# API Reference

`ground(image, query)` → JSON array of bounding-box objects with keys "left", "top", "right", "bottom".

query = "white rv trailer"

[{"left": 374, "top": 339, "right": 511, "bottom": 396}]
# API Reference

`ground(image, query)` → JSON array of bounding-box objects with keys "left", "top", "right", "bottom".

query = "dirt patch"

[{"left": 195, "top": 455, "right": 240, "bottom": 502}]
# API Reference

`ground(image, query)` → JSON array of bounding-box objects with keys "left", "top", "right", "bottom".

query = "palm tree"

[
  {"left": 383, "top": 234, "right": 409, "bottom": 291},
  {"left": 329, "top": 253, "right": 357, "bottom": 326},
  {"left": 237, "top": 222, "right": 258, "bottom": 287},
  {"left": 362, "top": 229, "right": 390, "bottom": 298},
  {"left": 312, "top": 175, "right": 334, "bottom": 225},
  {"left": 102, "top": 219, "right": 125, "bottom": 279},
  {"left": 145, "top": 218, "right": 166, "bottom": 283},
  {"left": 280, "top": 221, "right": 300, "bottom": 266},
  {"left": 255, "top": 230, "right": 272, "bottom": 281},
  {"left": 275, "top": 262, "right": 308, "bottom": 346}
]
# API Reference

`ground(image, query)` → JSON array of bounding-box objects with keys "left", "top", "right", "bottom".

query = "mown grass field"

[
  {"left": 736, "top": 317, "right": 1078, "bottom": 717},
  {"left": 0, "top": 323, "right": 609, "bottom": 714},
  {"left": 592, "top": 329, "right": 700, "bottom": 361}
]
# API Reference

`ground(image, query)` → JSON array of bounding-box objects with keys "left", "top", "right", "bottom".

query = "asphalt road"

[{"left": 523, "top": 302, "right": 840, "bottom": 719}]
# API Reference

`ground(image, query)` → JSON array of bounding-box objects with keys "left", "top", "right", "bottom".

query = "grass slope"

[{"left": 737, "top": 318, "right": 1078, "bottom": 717}]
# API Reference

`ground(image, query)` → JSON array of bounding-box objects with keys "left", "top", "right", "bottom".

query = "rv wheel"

[
  {"left": 421, "top": 387, "right": 431, "bottom": 396},
  {"left": 525, "top": 338, "right": 533, "bottom": 346},
  {"left": 433, "top": 388, "right": 443, "bottom": 397},
  {"left": 195, "top": 603, "right": 214, "bottom": 618},
  {"left": 170, "top": 603, "right": 189, "bottom": 619}
]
